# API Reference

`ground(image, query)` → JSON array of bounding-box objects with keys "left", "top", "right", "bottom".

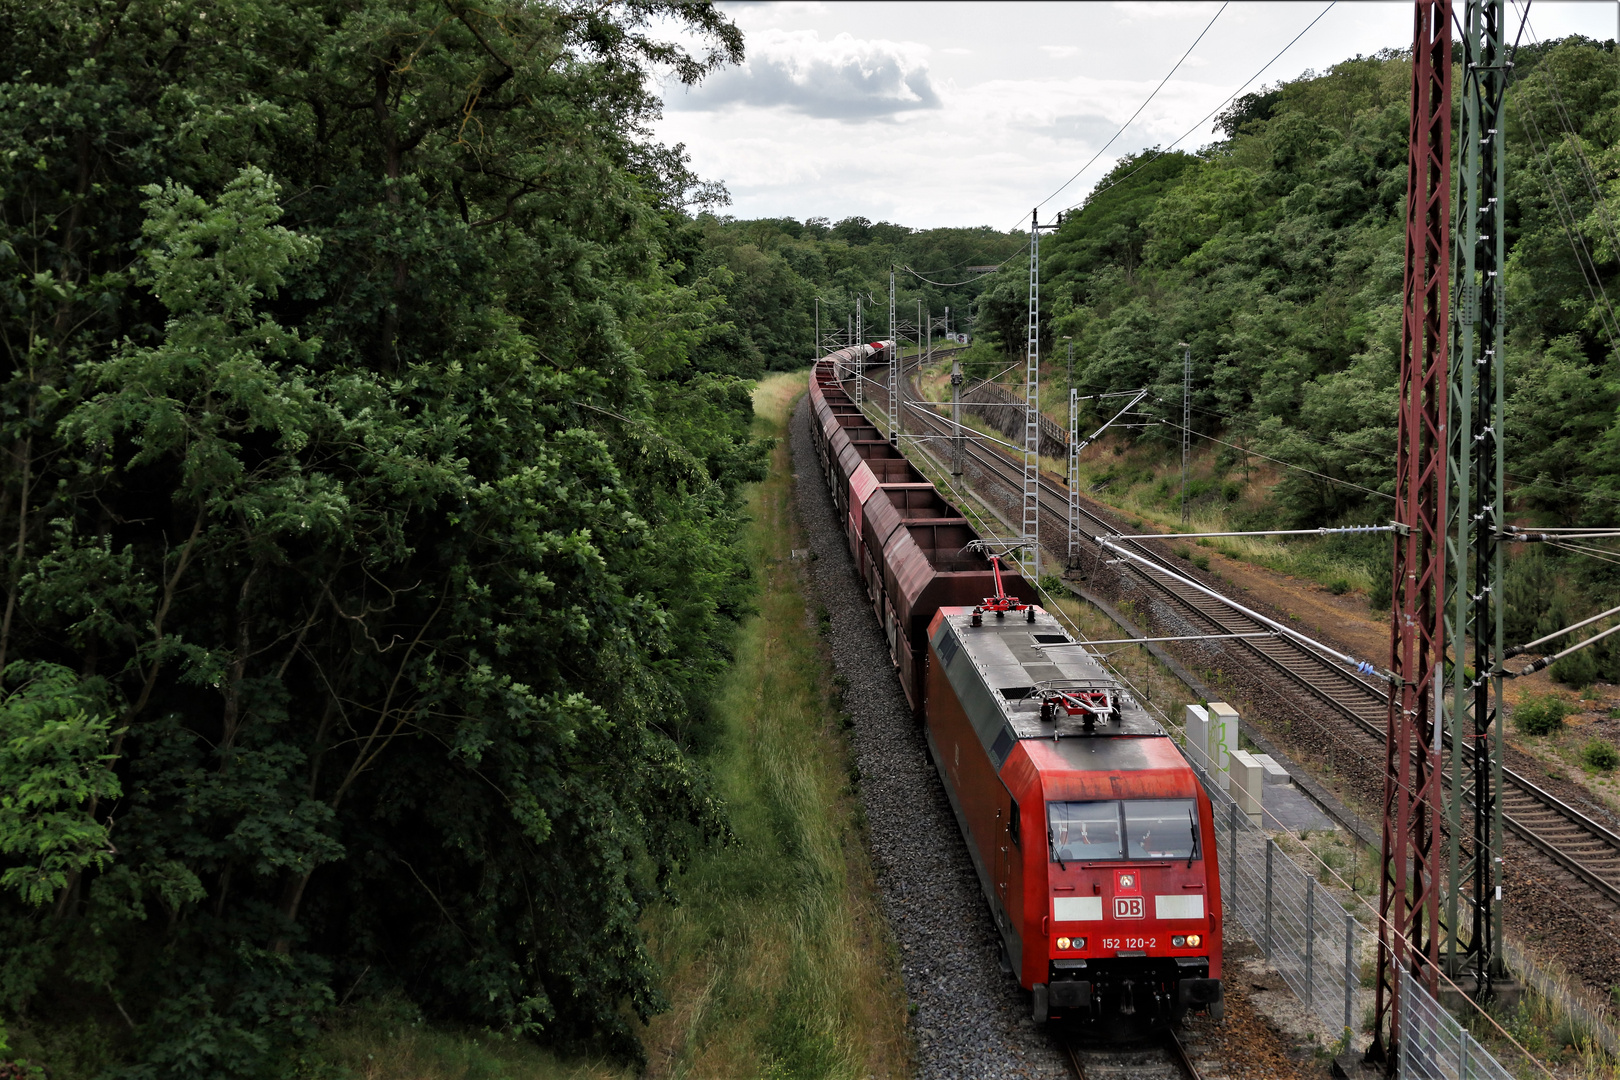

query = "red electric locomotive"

[{"left": 806, "top": 352, "right": 1224, "bottom": 1028}]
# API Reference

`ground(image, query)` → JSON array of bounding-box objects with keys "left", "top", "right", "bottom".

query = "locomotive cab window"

[
  {"left": 1124, "top": 799, "right": 1199, "bottom": 860},
  {"left": 1047, "top": 800, "right": 1122, "bottom": 861},
  {"left": 1048, "top": 799, "right": 1200, "bottom": 862}
]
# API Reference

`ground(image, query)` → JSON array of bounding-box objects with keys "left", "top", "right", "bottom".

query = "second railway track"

[{"left": 865, "top": 367, "right": 1620, "bottom": 912}]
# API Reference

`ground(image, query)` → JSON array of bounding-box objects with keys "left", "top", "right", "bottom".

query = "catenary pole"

[
  {"left": 1444, "top": 0, "right": 1508, "bottom": 1001},
  {"left": 1180, "top": 342, "right": 1192, "bottom": 524},
  {"left": 1370, "top": 1, "right": 1450, "bottom": 1070},
  {"left": 889, "top": 270, "right": 899, "bottom": 443},
  {"left": 1024, "top": 209, "right": 1042, "bottom": 581}
]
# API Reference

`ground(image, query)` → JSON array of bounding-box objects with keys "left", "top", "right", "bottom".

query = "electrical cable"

[
  {"left": 1505, "top": 1, "right": 1620, "bottom": 349},
  {"left": 902, "top": 241, "right": 1029, "bottom": 287},
  {"left": 1061, "top": 2, "right": 1336, "bottom": 216},
  {"left": 1152, "top": 394, "right": 1620, "bottom": 507},
  {"left": 1510, "top": 5, "right": 1620, "bottom": 285},
  {"left": 1150, "top": 417, "right": 1395, "bottom": 502},
  {"left": 1017, "top": 1, "right": 1229, "bottom": 228}
]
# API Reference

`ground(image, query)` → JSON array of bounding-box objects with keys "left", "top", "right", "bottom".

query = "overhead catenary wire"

[
  {"left": 1164, "top": 393, "right": 1620, "bottom": 507},
  {"left": 903, "top": 239, "right": 1031, "bottom": 288},
  {"left": 1018, "top": 1, "right": 1229, "bottom": 228},
  {"left": 1061, "top": 2, "right": 1337, "bottom": 216},
  {"left": 1149, "top": 417, "right": 1395, "bottom": 502},
  {"left": 1511, "top": 3, "right": 1620, "bottom": 288}
]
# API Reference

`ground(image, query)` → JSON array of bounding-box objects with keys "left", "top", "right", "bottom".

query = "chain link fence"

[
  {"left": 1188, "top": 753, "right": 1516, "bottom": 1078},
  {"left": 1400, "top": 970, "right": 1514, "bottom": 1079}
]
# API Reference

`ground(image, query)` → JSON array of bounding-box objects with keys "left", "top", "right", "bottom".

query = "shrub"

[
  {"left": 1582, "top": 739, "right": 1620, "bottom": 771},
  {"left": 1191, "top": 553, "right": 1211, "bottom": 571},
  {"left": 1514, "top": 695, "right": 1573, "bottom": 736},
  {"left": 1174, "top": 545, "right": 1191, "bottom": 560},
  {"left": 1328, "top": 578, "right": 1351, "bottom": 596},
  {"left": 1550, "top": 645, "right": 1599, "bottom": 689},
  {"left": 1368, "top": 572, "right": 1392, "bottom": 611}
]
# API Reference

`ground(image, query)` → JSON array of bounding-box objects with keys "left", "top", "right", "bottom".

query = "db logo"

[{"left": 1114, "top": 896, "right": 1145, "bottom": 920}]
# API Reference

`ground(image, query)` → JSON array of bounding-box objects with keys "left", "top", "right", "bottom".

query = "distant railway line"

[{"left": 861, "top": 364, "right": 1620, "bottom": 917}]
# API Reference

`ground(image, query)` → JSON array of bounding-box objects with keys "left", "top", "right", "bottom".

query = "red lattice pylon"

[{"left": 1368, "top": 1, "right": 1450, "bottom": 1070}]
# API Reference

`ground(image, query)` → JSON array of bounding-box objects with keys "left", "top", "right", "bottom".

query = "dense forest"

[
  {"left": 963, "top": 39, "right": 1620, "bottom": 684},
  {"left": 0, "top": 1, "right": 767, "bottom": 1076},
  {"left": 687, "top": 214, "right": 1023, "bottom": 369},
  {"left": 0, "top": 1, "right": 1022, "bottom": 1073}
]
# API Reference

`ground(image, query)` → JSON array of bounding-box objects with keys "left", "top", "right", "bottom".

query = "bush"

[
  {"left": 1583, "top": 739, "right": 1620, "bottom": 771},
  {"left": 1328, "top": 578, "right": 1351, "bottom": 595},
  {"left": 1191, "top": 553, "right": 1211, "bottom": 571},
  {"left": 1549, "top": 644, "right": 1599, "bottom": 689},
  {"left": 1514, "top": 695, "right": 1573, "bottom": 736},
  {"left": 1368, "top": 572, "right": 1392, "bottom": 611}
]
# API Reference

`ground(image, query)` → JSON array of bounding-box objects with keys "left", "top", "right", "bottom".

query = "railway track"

[
  {"left": 1063, "top": 1030, "right": 1201, "bottom": 1080},
  {"left": 860, "top": 369, "right": 1620, "bottom": 912}
]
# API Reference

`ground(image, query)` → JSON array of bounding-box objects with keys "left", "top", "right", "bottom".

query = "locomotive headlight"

[
  {"left": 1073, "top": 937, "right": 1086, "bottom": 949},
  {"left": 1056, "top": 936, "right": 1071, "bottom": 950},
  {"left": 1186, "top": 934, "right": 1202, "bottom": 947},
  {"left": 1172, "top": 935, "right": 1186, "bottom": 947}
]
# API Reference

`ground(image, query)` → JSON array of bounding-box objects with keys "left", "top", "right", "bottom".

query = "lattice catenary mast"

[
  {"left": 1024, "top": 210, "right": 1043, "bottom": 580},
  {"left": 889, "top": 270, "right": 899, "bottom": 444},
  {"left": 1371, "top": 0, "right": 1450, "bottom": 1067},
  {"left": 1444, "top": 0, "right": 1509, "bottom": 1003}
]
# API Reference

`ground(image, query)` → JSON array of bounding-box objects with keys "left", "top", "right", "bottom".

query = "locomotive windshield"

[
  {"left": 1048, "top": 799, "right": 1200, "bottom": 862},
  {"left": 1124, "top": 799, "right": 1199, "bottom": 860},
  {"left": 1047, "top": 801, "right": 1123, "bottom": 861}
]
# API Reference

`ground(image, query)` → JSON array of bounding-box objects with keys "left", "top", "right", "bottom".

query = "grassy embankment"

[
  {"left": 311, "top": 372, "right": 909, "bottom": 1079},
  {"left": 912, "top": 363, "right": 1385, "bottom": 602}
]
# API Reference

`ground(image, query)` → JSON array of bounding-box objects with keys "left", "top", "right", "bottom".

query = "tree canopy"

[{"left": 0, "top": 1, "right": 773, "bottom": 1074}]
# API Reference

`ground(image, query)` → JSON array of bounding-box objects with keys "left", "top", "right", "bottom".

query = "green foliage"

[
  {"left": 691, "top": 216, "right": 1022, "bottom": 371},
  {"left": 0, "top": 0, "right": 764, "bottom": 1074},
  {"left": 1514, "top": 696, "right": 1574, "bottom": 736},
  {"left": 1549, "top": 644, "right": 1600, "bottom": 689},
  {"left": 0, "top": 664, "right": 120, "bottom": 908},
  {"left": 1582, "top": 739, "right": 1620, "bottom": 771},
  {"left": 1023, "top": 40, "right": 1620, "bottom": 549}
]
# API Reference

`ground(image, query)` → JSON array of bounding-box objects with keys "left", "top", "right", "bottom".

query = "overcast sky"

[{"left": 652, "top": 1, "right": 1620, "bottom": 230}]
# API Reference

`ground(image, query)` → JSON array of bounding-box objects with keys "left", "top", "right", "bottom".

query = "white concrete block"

[
  {"left": 1207, "top": 701, "right": 1236, "bottom": 783},
  {"left": 1253, "top": 753, "right": 1293, "bottom": 786},
  {"left": 1229, "top": 749, "right": 1265, "bottom": 826},
  {"left": 1184, "top": 704, "right": 1210, "bottom": 776}
]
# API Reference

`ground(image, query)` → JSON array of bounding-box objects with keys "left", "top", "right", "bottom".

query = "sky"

[{"left": 651, "top": 1, "right": 1620, "bottom": 231}]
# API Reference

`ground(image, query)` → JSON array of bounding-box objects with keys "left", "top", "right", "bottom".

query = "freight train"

[{"left": 808, "top": 348, "right": 1224, "bottom": 1027}]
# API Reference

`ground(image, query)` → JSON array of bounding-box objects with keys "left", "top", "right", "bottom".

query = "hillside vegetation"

[{"left": 965, "top": 40, "right": 1620, "bottom": 686}]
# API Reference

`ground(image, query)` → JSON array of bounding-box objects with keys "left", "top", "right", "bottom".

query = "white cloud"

[
  {"left": 1040, "top": 45, "right": 1080, "bottom": 58},
  {"left": 667, "top": 29, "right": 941, "bottom": 120},
  {"left": 1111, "top": 1, "right": 1223, "bottom": 21}
]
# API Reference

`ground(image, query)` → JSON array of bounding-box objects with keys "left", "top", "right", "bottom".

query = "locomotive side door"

[{"left": 995, "top": 787, "right": 1017, "bottom": 907}]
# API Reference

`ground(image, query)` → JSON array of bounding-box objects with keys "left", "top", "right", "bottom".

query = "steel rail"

[
  {"left": 1062, "top": 1031, "right": 1202, "bottom": 1080},
  {"left": 868, "top": 370, "right": 1620, "bottom": 909}
]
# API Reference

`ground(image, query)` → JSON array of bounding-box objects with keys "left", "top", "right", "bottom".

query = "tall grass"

[
  {"left": 289, "top": 372, "right": 907, "bottom": 1080},
  {"left": 636, "top": 371, "right": 909, "bottom": 1079}
]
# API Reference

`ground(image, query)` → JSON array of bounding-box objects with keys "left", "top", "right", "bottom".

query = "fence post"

[
  {"left": 1305, "top": 875, "right": 1316, "bottom": 1008},
  {"left": 1343, "top": 912, "right": 1355, "bottom": 1040},
  {"left": 1228, "top": 802, "right": 1239, "bottom": 914},
  {"left": 1264, "top": 839, "right": 1275, "bottom": 959}
]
